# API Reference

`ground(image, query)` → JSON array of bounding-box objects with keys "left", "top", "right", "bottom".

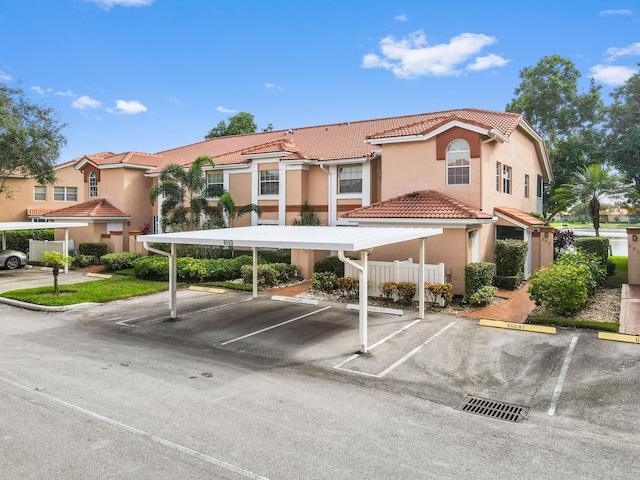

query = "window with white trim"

[
  {"left": 88, "top": 171, "right": 98, "bottom": 197},
  {"left": 338, "top": 165, "right": 362, "bottom": 194},
  {"left": 537, "top": 175, "right": 543, "bottom": 199},
  {"left": 54, "top": 186, "right": 78, "bottom": 201},
  {"left": 496, "top": 162, "right": 501, "bottom": 191},
  {"left": 446, "top": 140, "right": 470, "bottom": 185},
  {"left": 34, "top": 185, "right": 46, "bottom": 201},
  {"left": 502, "top": 165, "right": 512, "bottom": 194},
  {"left": 524, "top": 174, "right": 530, "bottom": 198},
  {"left": 259, "top": 169, "right": 279, "bottom": 195},
  {"left": 206, "top": 171, "right": 224, "bottom": 197}
]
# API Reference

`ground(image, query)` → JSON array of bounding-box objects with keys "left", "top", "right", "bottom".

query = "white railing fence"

[{"left": 344, "top": 259, "right": 446, "bottom": 301}]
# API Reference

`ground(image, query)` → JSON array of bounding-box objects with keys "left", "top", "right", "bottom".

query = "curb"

[{"left": 0, "top": 296, "right": 99, "bottom": 312}]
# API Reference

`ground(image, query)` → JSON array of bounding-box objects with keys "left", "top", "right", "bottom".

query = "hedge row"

[
  {"left": 4, "top": 229, "right": 54, "bottom": 252},
  {"left": 132, "top": 255, "right": 255, "bottom": 282}
]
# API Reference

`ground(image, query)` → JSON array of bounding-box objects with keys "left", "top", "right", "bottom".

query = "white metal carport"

[
  {"left": 138, "top": 226, "right": 442, "bottom": 353},
  {"left": 0, "top": 222, "right": 89, "bottom": 274}
]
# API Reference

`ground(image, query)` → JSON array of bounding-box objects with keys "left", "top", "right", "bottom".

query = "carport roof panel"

[
  {"left": 0, "top": 222, "right": 89, "bottom": 232},
  {"left": 138, "top": 226, "right": 443, "bottom": 251}
]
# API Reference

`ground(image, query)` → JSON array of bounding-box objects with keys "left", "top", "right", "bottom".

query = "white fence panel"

[
  {"left": 344, "top": 259, "right": 445, "bottom": 300},
  {"left": 28, "top": 240, "right": 65, "bottom": 263}
]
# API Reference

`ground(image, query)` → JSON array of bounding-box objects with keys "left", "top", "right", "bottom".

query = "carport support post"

[
  {"left": 64, "top": 228, "right": 69, "bottom": 274},
  {"left": 339, "top": 249, "right": 370, "bottom": 353},
  {"left": 419, "top": 238, "right": 425, "bottom": 320},
  {"left": 170, "top": 243, "right": 177, "bottom": 319},
  {"left": 252, "top": 246, "right": 258, "bottom": 298}
]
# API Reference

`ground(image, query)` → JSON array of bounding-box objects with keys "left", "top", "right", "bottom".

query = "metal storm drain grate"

[{"left": 459, "top": 396, "right": 528, "bottom": 423}]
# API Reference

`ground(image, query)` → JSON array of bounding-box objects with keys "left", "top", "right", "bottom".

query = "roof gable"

[
  {"left": 43, "top": 198, "right": 129, "bottom": 219},
  {"left": 342, "top": 190, "right": 494, "bottom": 220}
]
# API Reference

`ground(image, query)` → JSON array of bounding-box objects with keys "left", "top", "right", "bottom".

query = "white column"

[
  {"left": 359, "top": 249, "right": 369, "bottom": 353},
  {"left": 64, "top": 228, "right": 69, "bottom": 274},
  {"left": 419, "top": 238, "right": 425, "bottom": 320},
  {"left": 252, "top": 246, "right": 258, "bottom": 298},
  {"left": 170, "top": 243, "right": 177, "bottom": 319},
  {"left": 278, "top": 163, "right": 287, "bottom": 226}
]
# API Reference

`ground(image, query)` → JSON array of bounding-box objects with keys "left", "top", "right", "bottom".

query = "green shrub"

[
  {"left": 465, "top": 262, "right": 496, "bottom": 298},
  {"left": 424, "top": 283, "right": 453, "bottom": 306},
  {"left": 259, "top": 249, "right": 291, "bottom": 264},
  {"left": 576, "top": 237, "right": 609, "bottom": 268},
  {"left": 555, "top": 251, "right": 606, "bottom": 294},
  {"left": 467, "top": 286, "right": 497, "bottom": 307},
  {"left": 73, "top": 254, "right": 95, "bottom": 268},
  {"left": 100, "top": 252, "right": 141, "bottom": 271},
  {"left": 396, "top": 282, "right": 417, "bottom": 305},
  {"left": 337, "top": 277, "right": 359, "bottom": 299},
  {"left": 606, "top": 258, "right": 616, "bottom": 276},
  {"left": 314, "top": 255, "right": 345, "bottom": 277},
  {"left": 528, "top": 262, "right": 590, "bottom": 317},
  {"left": 380, "top": 281, "right": 399, "bottom": 300},
  {"left": 5, "top": 229, "right": 54, "bottom": 252},
  {"left": 240, "top": 264, "right": 280, "bottom": 287},
  {"left": 78, "top": 243, "right": 108, "bottom": 261},
  {"left": 495, "top": 239, "right": 528, "bottom": 277},
  {"left": 494, "top": 274, "right": 523, "bottom": 291},
  {"left": 311, "top": 272, "right": 338, "bottom": 292},
  {"left": 133, "top": 256, "right": 170, "bottom": 280}
]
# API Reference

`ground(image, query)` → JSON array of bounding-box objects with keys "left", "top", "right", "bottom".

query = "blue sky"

[{"left": 1, "top": 0, "right": 639, "bottom": 163}]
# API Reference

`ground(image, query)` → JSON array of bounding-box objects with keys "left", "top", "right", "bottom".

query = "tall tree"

[
  {"left": 506, "top": 55, "right": 605, "bottom": 219},
  {"left": 552, "top": 164, "right": 632, "bottom": 236},
  {"left": 606, "top": 67, "right": 640, "bottom": 194},
  {"left": 148, "top": 156, "right": 218, "bottom": 232},
  {"left": 0, "top": 84, "right": 67, "bottom": 197},
  {"left": 205, "top": 112, "right": 258, "bottom": 139}
]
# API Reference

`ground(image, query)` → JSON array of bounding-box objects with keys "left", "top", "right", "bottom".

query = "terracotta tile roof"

[
  {"left": 149, "top": 108, "right": 525, "bottom": 172},
  {"left": 494, "top": 207, "right": 546, "bottom": 227},
  {"left": 366, "top": 113, "right": 497, "bottom": 140},
  {"left": 342, "top": 190, "right": 494, "bottom": 220},
  {"left": 27, "top": 207, "right": 56, "bottom": 216},
  {"left": 84, "top": 151, "right": 163, "bottom": 168},
  {"left": 43, "top": 198, "right": 129, "bottom": 219}
]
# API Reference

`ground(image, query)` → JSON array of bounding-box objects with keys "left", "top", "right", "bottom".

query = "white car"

[{"left": 0, "top": 249, "right": 28, "bottom": 270}]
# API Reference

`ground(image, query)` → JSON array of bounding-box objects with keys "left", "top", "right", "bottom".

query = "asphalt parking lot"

[{"left": 1, "top": 270, "right": 639, "bottom": 478}]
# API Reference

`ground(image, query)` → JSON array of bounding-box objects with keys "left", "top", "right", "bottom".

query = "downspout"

[
  {"left": 143, "top": 241, "right": 177, "bottom": 319},
  {"left": 480, "top": 131, "right": 498, "bottom": 214}
]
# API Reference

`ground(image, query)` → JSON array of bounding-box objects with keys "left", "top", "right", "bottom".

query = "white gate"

[{"left": 344, "top": 259, "right": 446, "bottom": 300}]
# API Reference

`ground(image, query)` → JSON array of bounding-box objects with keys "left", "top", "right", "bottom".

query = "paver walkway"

[{"left": 460, "top": 281, "right": 536, "bottom": 324}]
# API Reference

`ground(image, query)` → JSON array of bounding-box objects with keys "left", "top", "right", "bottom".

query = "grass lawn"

[
  {"left": 0, "top": 269, "right": 255, "bottom": 307},
  {"left": 0, "top": 275, "right": 169, "bottom": 306}
]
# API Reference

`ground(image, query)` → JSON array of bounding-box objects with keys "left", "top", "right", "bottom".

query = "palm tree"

[
  {"left": 42, "top": 251, "right": 73, "bottom": 295},
  {"left": 217, "top": 193, "right": 262, "bottom": 228},
  {"left": 552, "top": 164, "right": 632, "bottom": 236},
  {"left": 148, "top": 156, "right": 218, "bottom": 232},
  {"left": 292, "top": 200, "right": 321, "bottom": 226}
]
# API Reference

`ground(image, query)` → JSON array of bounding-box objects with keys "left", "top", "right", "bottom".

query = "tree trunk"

[{"left": 53, "top": 267, "right": 59, "bottom": 295}]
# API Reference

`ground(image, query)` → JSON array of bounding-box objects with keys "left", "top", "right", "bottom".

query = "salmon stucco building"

[{"left": 1, "top": 108, "right": 553, "bottom": 294}]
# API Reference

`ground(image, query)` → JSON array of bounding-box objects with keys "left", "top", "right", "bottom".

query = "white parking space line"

[
  {"left": 181, "top": 297, "right": 254, "bottom": 318},
  {"left": 221, "top": 306, "right": 332, "bottom": 346},
  {"left": 0, "top": 375, "right": 271, "bottom": 480},
  {"left": 334, "top": 321, "right": 456, "bottom": 378},
  {"left": 548, "top": 334, "right": 580, "bottom": 416}
]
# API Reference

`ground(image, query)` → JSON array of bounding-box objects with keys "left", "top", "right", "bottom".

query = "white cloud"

[
  {"left": 362, "top": 30, "right": 503, "bottom": 78},
  {"left": 606, "top": 42, "right": 640, "bottom": 61},
  {"left": 72, "top": 95, "right": 102, "bottom": 110},
  {"left": 168, "top": 97, "right": 183, "bottom": 106},
  {"left": 0, "top": 71, "right": 11, "bottom": 82},
  {"left": 265, "top": 83, "right": 283, "bottom": 91},
  {"left": 30, "top": 86, "right": 52, "bottom": 96},
  {"left": 112, "top": 99, "right": 147, "bottom": 114},
  {"left": 590, "top": 64, "right": 638, "bottom": 85},
  {"left": 216, "top": 106, "right": 237, "bottom": 113},
  {"left": 600, "top": 9, "right": 633, "bottom": 16},
  {"left": 394, "top": 14, "right": 408, "bottom": 22},
  {"left": 467, "top": 53, "right": 510, "bottom": 71},
  {"left": 55, "top": 89, "right": 75, "bottom": 97},
  {"left": 87, "top": 0, "right": 154, "bottom": 10}
]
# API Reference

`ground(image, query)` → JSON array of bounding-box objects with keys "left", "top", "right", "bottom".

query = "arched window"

[
  {"left": 89, "top": 171, "right": 98, "bottom": 197},
  {"left": 446, "top": 139, "right": 470, "bottom": 185}
]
